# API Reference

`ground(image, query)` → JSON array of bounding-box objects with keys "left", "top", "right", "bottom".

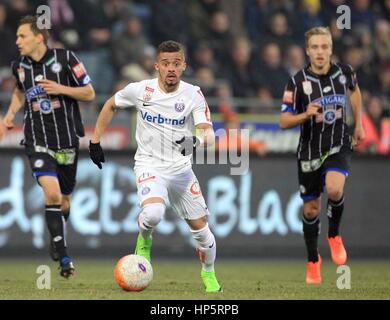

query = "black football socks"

[
  {"left": 302, "top": 214, "right": 320, "bottom": 262},
  {"left": 327, "top": 196, "right": 344, "bottom": 238},
  {"left": 45, "top": 204, "right": 67, "bottom": 259}
]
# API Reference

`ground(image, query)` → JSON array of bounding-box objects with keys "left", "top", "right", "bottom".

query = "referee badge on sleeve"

[{"left": 302, "top": 81, "right": 312, "bottom": 95}]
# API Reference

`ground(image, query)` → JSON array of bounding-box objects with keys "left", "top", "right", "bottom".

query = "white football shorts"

[{"left": 134, "top": 167, "right": 209, "bottom": 220}]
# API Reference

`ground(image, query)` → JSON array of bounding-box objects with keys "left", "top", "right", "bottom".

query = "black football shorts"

[
  {"left": 297, "top": 145, "right": 352, "bottom": 201},
  {"left": 26, "top": 147, "right": 79, "bottom": 195}
]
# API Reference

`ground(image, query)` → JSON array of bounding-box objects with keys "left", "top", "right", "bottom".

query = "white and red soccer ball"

[{"left": 114, "top": 254, "right": 153, "bottom": 292}]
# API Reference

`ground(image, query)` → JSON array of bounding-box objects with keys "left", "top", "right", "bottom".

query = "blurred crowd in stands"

[{"left": 0, "top": 0, "right": 389, "bottom": 153}]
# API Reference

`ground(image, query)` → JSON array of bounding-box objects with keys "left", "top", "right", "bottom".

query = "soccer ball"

[{"left": 114, "top": 254, "right": 153, "bottom": 292}]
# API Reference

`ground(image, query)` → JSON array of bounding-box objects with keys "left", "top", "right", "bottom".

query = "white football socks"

[{"left": 190, "top": 223, "right": 216, "bottom": 272}]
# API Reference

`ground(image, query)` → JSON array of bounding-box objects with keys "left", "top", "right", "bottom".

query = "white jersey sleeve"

[
  {"left": 114, "top": 82, "right": 139, "bottom": 108},
  {"left": 192, "top": 88, "right": 212, "bottom": 126}
]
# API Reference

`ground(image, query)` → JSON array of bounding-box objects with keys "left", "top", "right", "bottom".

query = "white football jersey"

[{"left": 114, "top": 78, "right": 212, "bottom": 175}]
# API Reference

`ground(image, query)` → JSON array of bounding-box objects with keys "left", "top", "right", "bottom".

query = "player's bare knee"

[
  {"left": 326, "top": 187, "right": 343, "bottom": 202},
  {"left": 44, "top": 190, "right": 62, "bottom": 205},
  {"left": 303, "top": 210, "right": 319, "bottom": 220},
  {"left": 303, "top": 203, "right": 320, "bottom": 219}
]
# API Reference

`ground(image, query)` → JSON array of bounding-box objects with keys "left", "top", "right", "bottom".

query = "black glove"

[
  {"left": 175, "top": 136, "right": 200, "bottom": 156},
  {"left": 89, "top": 140, "right": 105, "bottom": 169}
]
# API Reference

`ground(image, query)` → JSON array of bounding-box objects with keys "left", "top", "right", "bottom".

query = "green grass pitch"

[{"left": 1, "top": 259, "right": 389, "bottom": 299}]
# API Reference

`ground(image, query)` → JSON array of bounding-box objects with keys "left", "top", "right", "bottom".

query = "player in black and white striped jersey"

[
  {"left": 279, "top": 27, "right": 365, "bottom": 284},
  {"left": 1, "top": 15, "right": 95, "bottom": 278}
]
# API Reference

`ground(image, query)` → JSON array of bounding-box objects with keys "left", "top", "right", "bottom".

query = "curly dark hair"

[{"left": 157, "top": 40, "right": 185, "bottom": 55}]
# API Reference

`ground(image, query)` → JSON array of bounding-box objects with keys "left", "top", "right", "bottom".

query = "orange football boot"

[
  {"left": 306, "top": 255, "right": 322, "bottom": 284},
  {"left": 328, "top": 236, "right": 347, "bottom": 265}
]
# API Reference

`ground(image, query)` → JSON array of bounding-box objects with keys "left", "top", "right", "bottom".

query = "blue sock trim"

[{"left": 60, "top": 256, "right": 71, "bottom": 265}]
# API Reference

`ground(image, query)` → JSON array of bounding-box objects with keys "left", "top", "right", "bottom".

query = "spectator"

[
  {"left": 375, "top": 0, "right": 390, "bottom": 20},
  {"left": 208, "top": 11, "right": 234, "bottom": 64},
  {"left": 220, "top": 0, "right": 246, "bottom": 37},
  {"left": 187, "top": 0, "right": 220, "bottom": 43},
  {"left": 104, "top": 0, "right": 134, "bottom": 26},
  {"left": 225, "top": 37, "right": 257, "bottom": 101},
  {"left": 320, "top": 0, "right": 346, "bottom": 24},
  {"left": 5, "top": 0, "right": 31, "bottom": 32},
  {"left": 343, "top": 46, "right": 378, "bottom": 92},
  {"left": 191, "top": 66, "right": 219, "bottom": 109},
  {"left": 72, "top": 1, "right": 111, "bottom": 51},
  {"left": 137, "top": 46, "right": 158, "bottom": 76},
  {"left": 374, "top": 19, "right": 390, "bottom": 62},
  {"left": 150, "top": 0, "right": 188, "bottom": 47},
  {"left": 112, "top": 15, "right": 151, "bottom": 73},
  {"left": 254, "top": 42, "right": 290, "bottom": 98},
  {"left": 356, "top": 96, "right": 390, "bottom": 155},
  {"left": 121, "top": 45, "right": 157, "bottom": 82},
  {"left": 37, "top": 0, "right": 82, "bottom": 51},
  {"left": 0, "top": 0, "right": 385, "bottom": 115},
  {"left": 0, "top": 3, "right": 18, "bottom": 68},
  {"left": 190, "top": 42, "right": 221, "bottom": 77},
  {"left": 245, "top": 0, "right": 271, "bottom": 42},
  {"left": 328, "top": 17, "right": 350, "bottom": 57},
  {"left": 284, "top": 44, "right": 305, "bottom": 77},
  {"left": 301, "top": 0, "right": 324, "bottom": 31},
  {"left": 353, "top": 25, "right": 375, "bottom": 64},
  {"left": 377, "top": 62, "right": 390, "bottom": 105},
  {"left": 193, "top": 66, "right": 216, "bottom": 97},
  {"left": 0, "top": 69, "right": 15, "bottom": 95},
  {"left": 262, "top": 13, "right": 293, "bottom": 52},
  {"left": 255, "top": 86, "right": 274, "bottom": 110},
  {"left": 351, "top": 0, "right": 376, "bottom": 31},
  {"left": 271, "top": 0, "right": 295, "bottom": 12},
  {"left": 73, "top": 0, "right": 114, "bottom": 94},
  {"left": 214, "top": 82, "right": 234, "bottom": 113}
]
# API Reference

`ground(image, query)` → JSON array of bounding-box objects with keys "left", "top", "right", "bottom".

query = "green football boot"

[
  {"left": 201, "top": 270, "right": 223, "bottom": 293},
  {"left": 134, "top": 233, "right": 152, "bottom": 262}
]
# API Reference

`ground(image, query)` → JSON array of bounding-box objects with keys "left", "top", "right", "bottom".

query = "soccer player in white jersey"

[{"left": 89, "top": 40, "right": 221, "bottom": 292}]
